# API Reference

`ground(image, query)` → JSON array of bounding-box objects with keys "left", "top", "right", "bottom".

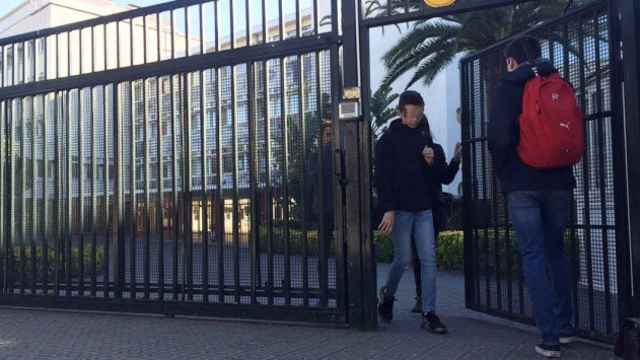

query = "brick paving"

[{"left": 0, "top": 265, "right": 615, "bottom": 360}]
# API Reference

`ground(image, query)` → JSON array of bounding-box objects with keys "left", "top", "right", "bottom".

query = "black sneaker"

[
  {"left": 411, "top": 297, "right": 423, "bottom": 313},
  {"left": 378, "top": 287, "right": 394, "bottom": 322},
  {"left": 421, "top": 312, "right": 448, "bottom": 334},
  {"left": 535, "top": 344, "right": 561, "bottom": 358}
]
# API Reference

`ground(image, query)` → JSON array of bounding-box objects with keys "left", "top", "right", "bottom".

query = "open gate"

[
  {"left": 0, "top": 0, "right": 349, "bottom": 324},
  {"left": 1, "top": 0, "right": 639, "bottom": 335},
  {"left": 460, "top": 1, "right": 630, "bottom": 342}
]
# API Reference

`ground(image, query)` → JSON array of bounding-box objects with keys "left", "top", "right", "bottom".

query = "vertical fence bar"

[
  {"left": 171, "top": 75, "right": 179, "bottom": 301},
  {"left": 261, "top": 0, "right": 267, "bottom": 45},
  {"left": 315, "top": 51, "right": 328, "bottom": 308},
  {"left": 7, "top": 101, "right": 14, "bottom": 296},
  {"left": 54, "top": 93, "right": 61, "bottom": 297},
  {"left": 330, "top": 44, "right": 345, "bottom": 313},
  {"left": 231, "top": 66, "right": 241, "bottom": 304},
  {"left": 20, "top": 98, "right": 26, "bottom": 296},
  {"left": 78, "top": 88, "right": 85, "bottom": 297},
  {"left": 477, "top": 64, "right": 491, "bottom": 310},
  {"left": 295, "top": 0, "right": 301, "bottom": 38},
  {"left": 5, "top": 101, "right": 13, "bottom": 296},
  {"left": 144, "top": 77, "right": 151, "bottom": 300},
  {"left": 215, "top": 68, "right": 224, "bottom": 304},
  {"left": 143, "top": 16, "right": 147, "bottom": 65},
  {"left": 200, "top": 70, "right": 209, "bottom": 303},
  {"left": 248, "top": 61, "right": 258, "bottom": 305},
  {"left": 114, "top": 83, "right": 124, "bottom": 300},
  {"left": 91, "top": 86, "right": 98, "bottom": 298},
  {"left": 593, "top": 13, "right": 612, "bottom": 335},
  {"left": 281, "top": 57, "right": 291, "bottom": 306},
  {"left": 1, "top": 101, "right": 5, "bottom": 296},
  {"left": 130, "top": 80, "right": 137, "bottom": 299},
  {"left": 460, "top": 59, "right": 473, "bottom": 309},
  {"left": 182, "top": 73, "right": 193, "bottom": 301},
  {"left": 264, "top": 60, "right": 274, "bottom": 305},
  {"left": 157, "top": 76, "right": 165, "bottom": 300},
  {"left": 42, "top": 95, "right": 48, "bottom": 295},
  {"left": 200, "top": 4, "right": 205, "bottom": 56},
  {"left": 65, "top": 91, "right": 72, "bottom": 297},
  {"left": 245, "top": 0, "right": 250, "bottom": 45},
  {"left": 561, "top": 21, "right": 580, "bottom": 330},
  {"left": 30, "top": 96, "right": 36, "bottom": 295},
  {"left": 104, "top": 84, "right": 110, "bottom": 298},
  {"left": 577, "top": 17, "right": 595, "bottom": 332},
  {"left": 279, "top": 0, "right": 284, "bottom": 42},
  {"left": 298, "top": 53, "right": 309, "bottom": 307}
]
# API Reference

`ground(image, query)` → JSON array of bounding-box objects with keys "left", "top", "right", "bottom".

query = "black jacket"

[
  {"left": 487, "top": 61, "right": 575, "bottom": 193},
  {"left": 375, "top": 119, "right": 447, "bottom": 213}
]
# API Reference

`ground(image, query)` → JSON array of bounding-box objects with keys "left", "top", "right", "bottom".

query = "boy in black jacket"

[
  {"left": 488, "top": 37, "right": 576, "bottom": 358},
  {"left": 376, "top": 91, "right": 448, "bottom": 334}
]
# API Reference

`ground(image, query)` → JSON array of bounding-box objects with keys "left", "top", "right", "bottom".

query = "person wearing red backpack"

[{"left": 488, "top": 37, "right": 583, "bottom": 358}]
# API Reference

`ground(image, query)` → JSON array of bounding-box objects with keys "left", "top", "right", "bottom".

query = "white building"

[{"left": 0, "top": 0, "right": 134, "bottom": 39}]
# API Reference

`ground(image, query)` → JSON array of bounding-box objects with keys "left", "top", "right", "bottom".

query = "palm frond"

[{"left": 382, "top": 22, "right": 460, "bottom": 68}]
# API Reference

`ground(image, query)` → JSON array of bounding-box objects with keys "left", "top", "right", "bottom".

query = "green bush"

[
  {"left": 6, "top": 245, "right": 105, "bottom": 283},
  {"left": 374, "top": 231, "right": 465, "bottom": 272}
]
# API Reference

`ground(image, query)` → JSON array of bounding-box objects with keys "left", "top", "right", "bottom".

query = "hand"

[
  {"left": 423, "top": 146, "right": 435, "bottom": 166},
  {"left": 378, "top": 211, "right": 395, "bottom": 236},
  {"left": 454, "top": 143, "right": 462, "bottom": 162}
]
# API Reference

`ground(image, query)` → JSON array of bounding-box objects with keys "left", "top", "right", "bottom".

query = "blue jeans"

[
  {"left": 385, "top": 210, "right": 437, "bottom": 313},
  {"left": 508, "top": 191, "right": 574, "bottom": 345}
]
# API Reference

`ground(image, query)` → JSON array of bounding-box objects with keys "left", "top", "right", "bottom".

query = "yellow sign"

[{"left": 424, "top": 0, "right": 456, "bottom": 7}]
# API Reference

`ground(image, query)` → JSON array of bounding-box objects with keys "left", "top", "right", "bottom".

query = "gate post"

[
  {"left": 340, "top": 0, "right": 378, "bottom": 331},
  {"left": 616, "top": 0, "right": 640, "bottom": 319}
]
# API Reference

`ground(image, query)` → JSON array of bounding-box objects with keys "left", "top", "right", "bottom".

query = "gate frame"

[
  {"left": 353, "top": 0, "right": 640, "bottom": 336},
  {"left": 0, "top": 0, "right": 350, "bottom": 326}
]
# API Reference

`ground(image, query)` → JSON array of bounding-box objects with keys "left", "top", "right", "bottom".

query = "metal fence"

[
  {"left": 0, "top": 0, "right": 347, "bottom": 324},
  {"left": 460, "top": 2, "right": 625, "bottom": 342}
]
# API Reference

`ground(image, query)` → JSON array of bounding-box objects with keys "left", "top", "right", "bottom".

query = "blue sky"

[{"left": 0, "top": 0, "right": 170, "bottom": 18}]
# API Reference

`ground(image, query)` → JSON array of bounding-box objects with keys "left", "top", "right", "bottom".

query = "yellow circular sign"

[{"left": 424, "top": 0, "right": 456, "bottom": 7}]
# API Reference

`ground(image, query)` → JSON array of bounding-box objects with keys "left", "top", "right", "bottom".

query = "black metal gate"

[
  {"left": 0, "top": 0, "right": 348, "bottom": 324},
  {"left": 460, "top": 1, "right": 629, "bottom": 342}
]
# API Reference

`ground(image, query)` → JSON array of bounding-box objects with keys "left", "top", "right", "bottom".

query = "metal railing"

[{"left": 0, "top": 0, "right": 346, "bottom": 324}]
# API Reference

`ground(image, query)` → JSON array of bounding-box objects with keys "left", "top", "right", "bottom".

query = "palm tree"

[
  {"left": 369, "top": 83, "right": 399, "bottom": 138},
  {"left": 370, "top": 0, "right": 575, "bottom": 89}
]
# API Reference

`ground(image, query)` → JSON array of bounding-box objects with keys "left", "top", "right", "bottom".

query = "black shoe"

[
  {"left": 378, "top": 287, "right": 394, "bottom": 322},
  {"left": 411, "top": 297, "right": 423, "bottom": 313},
  {"left": 421, "top": 312, "right": 448, "bottom": 334},
  {"left": 535, "top": 344, "right": 561, "bottom": 358}
]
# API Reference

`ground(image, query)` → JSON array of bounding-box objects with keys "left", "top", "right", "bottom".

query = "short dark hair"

[
  {"left": 503, "top": 36, "right": 541, "bottom": 64},
  {"left": 398, "top": 90, "right": 424, "bottom": 111}
]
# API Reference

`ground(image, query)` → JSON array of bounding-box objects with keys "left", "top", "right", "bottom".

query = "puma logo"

[
  {"left": 560, "top": 123, "right": 570, "bottom": 129},
  {"left": 552, "top": 93, "right": 560, "bottom": 101}
]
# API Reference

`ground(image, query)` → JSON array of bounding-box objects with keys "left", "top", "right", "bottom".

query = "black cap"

[{"left": 398, "top": 90, "right": 424, "bottom": 109}]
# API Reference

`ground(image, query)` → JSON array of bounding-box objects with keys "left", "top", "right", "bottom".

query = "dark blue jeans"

[{"left": 508, "top": 191, "right": 574, "bottom": 346}]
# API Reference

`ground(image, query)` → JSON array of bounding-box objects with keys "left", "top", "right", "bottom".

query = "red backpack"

[{"left": 517, "top": 70, "right": 585, "bottom": 169}]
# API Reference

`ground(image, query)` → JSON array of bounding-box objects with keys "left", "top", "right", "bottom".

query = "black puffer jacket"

[{"left": 375, "top": 119, "right": 447, "bottom": 213}]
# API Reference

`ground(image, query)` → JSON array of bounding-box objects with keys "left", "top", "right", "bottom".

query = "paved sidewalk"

[{"left": 0, "top": 265, "right": 615, "bottom": 360}]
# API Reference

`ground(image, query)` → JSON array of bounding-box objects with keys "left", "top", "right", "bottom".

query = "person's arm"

[
  {"left": 428, "top": 144, "right": 448, "bottom": 184},
  {"left": 375, "top": 133, "right": 396, "bottom": 235},
  {"left": 375, "top": 134, "right": 395, "bottom": 214},
  {"left": 487, "top": 81, "right": 520, "bottom": 173},
  {"left": 440, "top": 158, "right": 460, "bottom": 185}
]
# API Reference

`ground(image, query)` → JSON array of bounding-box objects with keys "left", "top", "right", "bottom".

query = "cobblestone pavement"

[{"left": 0, "top": 265, "right": 615, "bottom": 360}]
